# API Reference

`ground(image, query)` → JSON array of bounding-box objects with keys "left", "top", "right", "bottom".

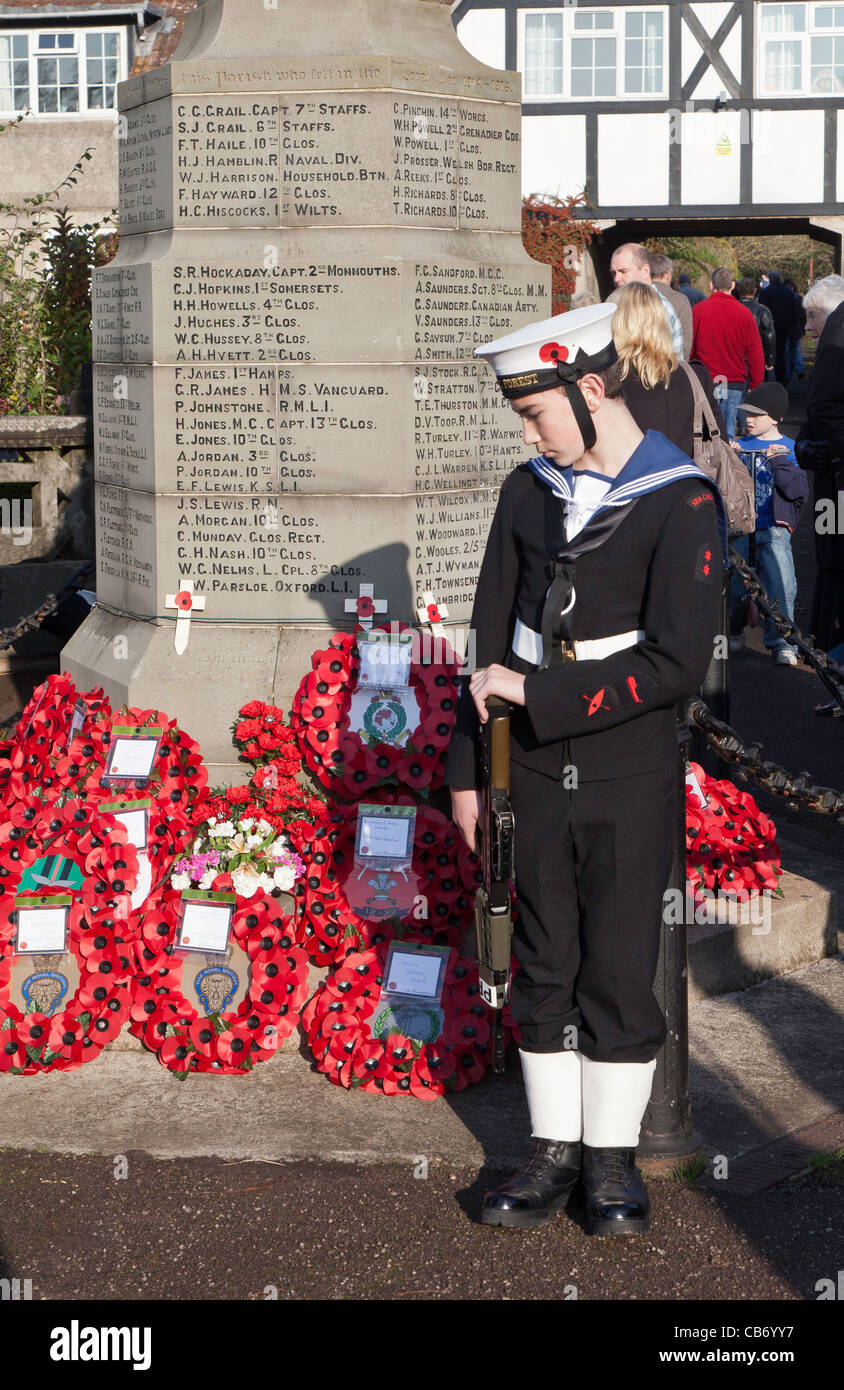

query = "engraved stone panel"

[{"left": 65, "top": 0, "right": 550, "bottom": 773}]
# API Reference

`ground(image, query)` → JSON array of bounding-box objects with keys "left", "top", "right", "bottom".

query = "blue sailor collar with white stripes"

[{"left": 527, "top": 428, "right": 730, "bottom": 568}]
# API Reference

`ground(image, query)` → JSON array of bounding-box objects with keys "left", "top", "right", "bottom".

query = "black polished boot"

[
  {"left": 480, "top": 1138, "right": 582, "bottom": 1228},
  {"left": 581, "top": 1145, "right": 650, "bottom": 1235}
]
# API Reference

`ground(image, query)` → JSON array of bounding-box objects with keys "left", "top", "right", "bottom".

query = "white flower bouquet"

[{"left": 169, "top": 815, "right": 305, "bottom": 899}]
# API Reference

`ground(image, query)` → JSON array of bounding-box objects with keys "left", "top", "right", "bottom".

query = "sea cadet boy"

[{"left": 445, "top": 304, "right": 728, "bottom": 1235}]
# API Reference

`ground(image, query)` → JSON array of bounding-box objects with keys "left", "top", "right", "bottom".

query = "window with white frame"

[
  {"left": 757, "top": 3, "right": 844, "bottom": 94},
  {"left": 524, "top": 12, "right": 563, "bottom": 97},
  {"left": 0, "top": 29, "right": 123, "bottom": 114},
  {"left": 520, "top": 7, "right": 667, "bottom": 101}
]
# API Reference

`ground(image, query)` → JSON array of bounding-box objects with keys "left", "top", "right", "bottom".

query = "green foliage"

[
  {"left": 645, "top": 232, "right": 834, "bottom": 294},
  {"left": 669, "top": 1152, "right": 706, "bottom": 1184},
  {"left": 808, "top": 1147, "right": 844, "bottom": 1180},
  {"left": 0, "top": 112, "right": 118, "bottom": 415}
]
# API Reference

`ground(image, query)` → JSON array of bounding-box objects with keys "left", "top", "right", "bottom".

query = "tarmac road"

[{"left": 0, "top": 1148, "right": 840, "bottom": 1304}]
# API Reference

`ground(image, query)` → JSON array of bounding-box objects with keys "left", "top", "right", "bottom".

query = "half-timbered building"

[{"left": 452, "top": 1, "right": 844, "bottom": 273}]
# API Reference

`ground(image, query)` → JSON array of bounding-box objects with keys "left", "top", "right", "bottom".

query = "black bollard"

[{"left": 639, "top": 708, "right": 702, "bottom": 1158}]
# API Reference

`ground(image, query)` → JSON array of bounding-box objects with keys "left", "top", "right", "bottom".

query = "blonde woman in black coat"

[{"left": 611, "top": 282, "right": 726, "bottom": 452}]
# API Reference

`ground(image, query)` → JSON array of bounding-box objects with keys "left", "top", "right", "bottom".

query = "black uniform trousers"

[{"left": 508, "top": 755, "right": 679, "bottom": 1064}]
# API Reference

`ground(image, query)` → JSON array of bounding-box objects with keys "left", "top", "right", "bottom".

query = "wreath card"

[
  {"left": 369, "top": 942, "right": 450, "bottom": 1045},
  {"left": 14, "top": 894, "right": 71, "bottom": 956},
  {"left": 354, "top": 804, "right": 416, "bottom": 871},
  {"left": 175, "top": 889, "right": 236, "bottom": 956},
  {"left": 356, "top": 629, "right": 413, "bottom": 691},
  {"left": 101, "top": 726, "right": 163, "bottom": 785}
]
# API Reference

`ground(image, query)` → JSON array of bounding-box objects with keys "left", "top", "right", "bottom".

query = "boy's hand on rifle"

[
  {"left": 450, "top": 787, "right": 482, "bottom": 851},
  {"left": 469, "top": 664, "right": 526, "bottom": 723}
]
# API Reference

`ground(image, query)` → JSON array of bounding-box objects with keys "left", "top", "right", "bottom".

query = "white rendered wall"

[
  {"left": 522, "top": 114, "right": 587, "bottom": 200},
  {"left": 680, "top": 109, "right": 743, "bottom": 203},
  {"left": 752, "top": 109, "right": 825, "bottom": 203},
  {"left": 598, "top": 112, "right": 670, "bottom": 205}
]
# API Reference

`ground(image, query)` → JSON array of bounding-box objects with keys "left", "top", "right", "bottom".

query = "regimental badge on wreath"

[{"left": 358, "top": 693, "right": 411, "bottom": 748}]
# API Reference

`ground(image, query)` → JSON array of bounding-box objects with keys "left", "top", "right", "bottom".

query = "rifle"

[{"left": 474, "top": 694, "right": 514, "bottom": 1074}]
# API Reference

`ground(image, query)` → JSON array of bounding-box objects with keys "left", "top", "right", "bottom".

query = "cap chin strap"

[
  {"left": 553, "top": 341, "right": 618, "bottom": 454},
  {"left": 560, "top": 380, "right": 597, "bottom": 453}
]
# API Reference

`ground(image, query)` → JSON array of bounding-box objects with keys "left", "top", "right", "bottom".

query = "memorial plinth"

[{"left": 62, "top": 0, "right": 551, "bottom": 780}]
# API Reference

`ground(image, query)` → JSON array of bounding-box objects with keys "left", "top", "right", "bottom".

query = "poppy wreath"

[
  {"left": 292, "top": 795, "right": 481, "bottom": 966},
  {"left": 129, "top": 884, "right": 309, "bottom": 1075},
  {"left": 0, "top": 799, "right": 138, "bottom": 1073},
  {"left": 202, "top": 701, "right": 329, "bottom": 839},
  {"left": 686, "top": 761, "right": 783, "bottom": 901},
  {"left": 2, "top": 674, "right": 112, "bottom": 810},
  {"left": 302, "top": 940, "right": 517, "bottom": 1099},
  {"left": 290, "top": 624, "right": 460, "bottom": 798}
]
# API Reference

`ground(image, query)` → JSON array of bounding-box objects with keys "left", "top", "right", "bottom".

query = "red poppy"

[
  {"left": 400, "top": 755, "right": 433, "bottom": 792},
  {"left": 383, "top": 1032, "right": 414, "bottom": 1069},
  {"left": 188, "top": 1017, "right": 218, "bottom": 1057},
  {"left": 351, "top": 1038, "right": 389, "bottom": 1081},
  {"left": 445, "top": 1012, "right": 491, "bottom": 1048},
  {"left": 47, "top": 1014, "right": 85, "bottom": 1059},
  {"left": 414, "top": 1041, "right": 456, "bottom": 1085},
  {"left": 362, "top": 745, "right": 404, "bottom": 780},
  {"left": 160, "top": 1032, "right": 193, "bottom": 1071},
  {"left": 216, "top": 1024, "right": 253, "bottom": 1068},
  {"left": 89, "top": 1007, "right": 125, "bottom": 1045},
  {"left": 327, "top": 1020, "right": 361, "bottom": 1062},
  {"left": 453, "top": 1049, "right": 486, "bottom": 1089},
  {"left": 0, "top": 1030, "right": 26, "bottom": 1071}
]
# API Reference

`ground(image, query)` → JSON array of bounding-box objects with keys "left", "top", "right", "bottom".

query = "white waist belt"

[{"left": 512, "top": 617, "right": 645, "bottom": 666}]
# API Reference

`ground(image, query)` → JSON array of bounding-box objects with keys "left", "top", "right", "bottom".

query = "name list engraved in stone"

[{"left": 175, "top": 101, "right": 280, "bottom": 222}]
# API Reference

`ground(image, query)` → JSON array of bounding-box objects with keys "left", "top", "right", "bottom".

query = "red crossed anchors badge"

[{"left": 581, "top": 686, "right": 611, "bottom": 717}]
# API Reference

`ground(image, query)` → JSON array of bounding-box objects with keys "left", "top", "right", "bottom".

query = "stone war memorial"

[{"left": 62, "top": 0, "right": 551, "bottom": 781}]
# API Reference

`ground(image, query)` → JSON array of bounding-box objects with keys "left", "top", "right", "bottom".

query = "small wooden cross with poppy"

[
  {"left": 345, "top": 583, "right": 387, "bottom": 631},
  {"left": 164, "top": 579, "right": 206, "bottom": 655},
  {"left": 416, "top": 590, "right": 449, "bottom": 634}
]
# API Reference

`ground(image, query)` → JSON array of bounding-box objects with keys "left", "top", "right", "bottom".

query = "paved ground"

[{"left": 0, "top": 1147, "right": 840, "bottom": 1304}]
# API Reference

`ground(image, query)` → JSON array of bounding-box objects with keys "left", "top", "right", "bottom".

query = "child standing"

[{"left": 728, "top": 383, "right": 808, "bottom": 665}]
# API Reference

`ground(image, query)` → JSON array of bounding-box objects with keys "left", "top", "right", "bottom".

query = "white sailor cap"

[{"left": 475, "top": 303, "right": 617, "bottom": 400}]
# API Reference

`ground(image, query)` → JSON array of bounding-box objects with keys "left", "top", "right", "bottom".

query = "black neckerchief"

[{"left": 538, "top": 491, "right": 642, "bottom": 670}]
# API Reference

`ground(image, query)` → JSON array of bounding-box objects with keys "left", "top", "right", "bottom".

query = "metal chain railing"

[
  {"left": 686, "top": 696, "right": 844, "bottom": 822},
  {"left": 729, "top": 545, "right": 844, "bottom": 713}
]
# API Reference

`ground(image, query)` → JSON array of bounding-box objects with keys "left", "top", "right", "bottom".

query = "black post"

[
  {"left": 639, "top": 709, "right": 702, "bottom": 1158},
  {"left": 688, "top": 564, "right": 730, "bottom": 779}
]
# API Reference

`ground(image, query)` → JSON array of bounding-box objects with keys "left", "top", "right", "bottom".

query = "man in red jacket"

[{"left": 692, "top": 267, "right": 765, "bottom": 437}]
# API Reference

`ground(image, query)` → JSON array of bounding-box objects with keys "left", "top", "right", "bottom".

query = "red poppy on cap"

[{"left": 538, "top": 340, "right": 569, "bottom": 364}]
